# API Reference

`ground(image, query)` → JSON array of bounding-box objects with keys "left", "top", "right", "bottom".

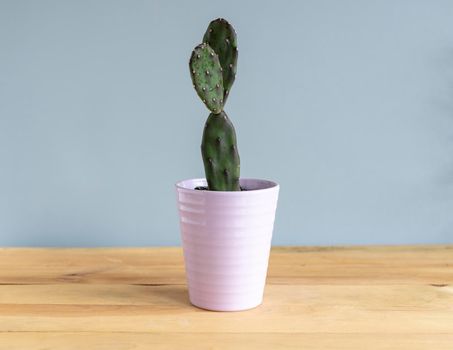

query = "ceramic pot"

[{"left": 175, "top": 178, "right": 279, "bottom": 311}]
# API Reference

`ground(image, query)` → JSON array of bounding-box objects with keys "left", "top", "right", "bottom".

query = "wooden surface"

[{"left": 0, "top": 246, "right": 452, "bottom": 349}]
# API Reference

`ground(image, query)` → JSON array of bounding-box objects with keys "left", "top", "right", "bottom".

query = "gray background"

[{"left": 1, "top": 0, "right": 452, "bottom": 246}]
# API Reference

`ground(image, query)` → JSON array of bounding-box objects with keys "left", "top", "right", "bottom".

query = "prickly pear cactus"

[
  {"left": 203, "top": 18, "right": 238, "bottom": 102},
  {"left": 189, "top": 43, "right": 224, "bottom": 114},
  {"left": 201, "top": 111, "right": 240, "bottom": 191},
  {"left": 189, "top": 19, "right": 241, "bottom": 191}
]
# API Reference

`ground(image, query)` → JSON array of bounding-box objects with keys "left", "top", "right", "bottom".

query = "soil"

[{"left": 194, "top": 186, "right": 247, "bottom": 191}]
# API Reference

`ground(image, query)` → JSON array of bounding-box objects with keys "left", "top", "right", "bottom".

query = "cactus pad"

[
  {"left": 189, "top": 43, "right": 224, "bottom": 114},
  {"left": 201, "top": 111, "right": 240, "bottom": 191},
  {"left": 203, "top": 18, "right": 238, "bottom": 102}
]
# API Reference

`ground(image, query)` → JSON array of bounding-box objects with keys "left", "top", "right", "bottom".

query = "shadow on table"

[{"left": 149, "top": 284, "right": 192, "bottom": 308}]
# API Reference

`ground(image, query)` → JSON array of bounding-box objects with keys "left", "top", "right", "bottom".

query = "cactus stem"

[{"left": 201, "top": 111, "right": 240, "bottom": 191}]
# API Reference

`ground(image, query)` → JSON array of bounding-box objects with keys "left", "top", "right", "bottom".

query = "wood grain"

[
  {"left": 0, "top": 246, "right": 452, "bottom": 349},
  {"left": 1, "top": 333, "right": 453, "bottom": 350}
]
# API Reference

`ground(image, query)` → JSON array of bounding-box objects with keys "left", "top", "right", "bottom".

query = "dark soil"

[{"left": 194, "top": 186, "right": 247, "bottom": 191}]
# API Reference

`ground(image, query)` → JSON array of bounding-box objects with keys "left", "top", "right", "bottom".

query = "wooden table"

[{"left": 0, "top": 246, "right": 452, "bottom": 349}]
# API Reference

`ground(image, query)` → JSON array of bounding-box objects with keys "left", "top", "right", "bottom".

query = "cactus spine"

[{"left": 190, "top": 18, "right": 241, "bottom": 191}]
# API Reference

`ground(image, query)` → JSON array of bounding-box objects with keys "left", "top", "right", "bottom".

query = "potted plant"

[{"left": 175, "top": 18, "right": 280, "bottom": 311}]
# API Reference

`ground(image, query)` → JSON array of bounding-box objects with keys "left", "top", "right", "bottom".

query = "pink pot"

[{"left": 175, "top": 178, "right": 279, "bottom": 311}]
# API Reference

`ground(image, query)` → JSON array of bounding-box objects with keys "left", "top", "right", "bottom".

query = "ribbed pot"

[{"left": 175, "top": 178, "right": 279, "bottom": 311}]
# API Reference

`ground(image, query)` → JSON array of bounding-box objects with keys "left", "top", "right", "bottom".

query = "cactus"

[
  {"left": 189, "top": 43, "right": 224, "bottom": 114},
  {"left": 189, "top": 19, "right": 240, "bottom": 191},
  {"left": 203, "top": 18, "right": 238, "bottom": 103},
  {"left": 201, "top": 111, "right": 240, "bottom": 191}
]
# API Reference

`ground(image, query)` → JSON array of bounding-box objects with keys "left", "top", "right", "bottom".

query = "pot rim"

[{"left": 175, "top": 178, "right": 279, "bottom": 195}]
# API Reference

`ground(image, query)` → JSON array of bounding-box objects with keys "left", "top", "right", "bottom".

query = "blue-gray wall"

[{"left": 1, "top": 0, "right": 452, "bottom": 246}]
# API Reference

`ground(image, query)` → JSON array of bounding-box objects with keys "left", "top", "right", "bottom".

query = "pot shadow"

[{"left": 147, "top": 284, "right": 192, "bottom": 308}]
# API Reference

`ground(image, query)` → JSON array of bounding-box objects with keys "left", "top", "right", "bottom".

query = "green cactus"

[
  {"left": 189, "top": 19, "right": 241, "bottom": 191},
  {"left": 189, "top": 43, "right": 224, "bottom": 114},
  {"left": 201, "top": 111, "right": 240, "bottom": 191},
  {"left": 203, "top": 18, "right": 238, "bottom": 102}
]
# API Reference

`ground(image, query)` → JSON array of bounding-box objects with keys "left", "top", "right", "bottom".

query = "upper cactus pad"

[
  {"left": 189, "top": 43, "right": 224, "bottom": 114},
  {"left": 203, "top": 18, "right": 238, "bottom": 102}
]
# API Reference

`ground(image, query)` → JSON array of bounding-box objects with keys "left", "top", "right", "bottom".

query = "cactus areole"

[{"left": 189, "top": 18, "right": 241, "bottom": 191}]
